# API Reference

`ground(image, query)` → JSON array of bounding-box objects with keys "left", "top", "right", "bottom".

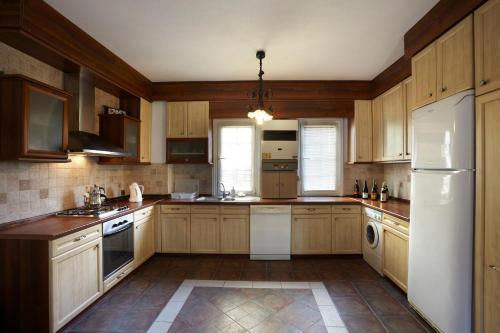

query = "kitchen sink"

[{"left": 195, "top": 196, "right": 260, "bottom": 202}]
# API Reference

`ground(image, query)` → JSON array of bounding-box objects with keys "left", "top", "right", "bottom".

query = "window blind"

[
  {"left": 301, "top": 124, "right": 338, "bottom": 192},
  {"left": 219, "top": 125, "right": 255, "bottom": 193}
]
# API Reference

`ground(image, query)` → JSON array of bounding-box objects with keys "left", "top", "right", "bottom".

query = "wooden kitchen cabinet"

[
  {"left": 220, "top": 215, "right": 249, "bottom": 254},
  {"left": 349, "top": 100, "right": 372, "bottom": 163},
  {"left": 436, "top": 15, "right": 473, "bottom": 100},
  {"left": 381, "top": 83, "right": 405, "bottom": 161},
  {"left": 475, "top": 89, "right": 500, "bottom": 333},
  {"left": 403, "top": 77, "right": 414, "bottom": 160},
  {"left": 412, "top": 42, "right": 437, "bottom": 109},
  {"left": 475, "top": 0, "right": 500, "bottom": 96},
  {"left": 292, "top": 214, "right": 332, "bottom": 254},
  {"left": 99, "top": 114, "right": 141, "bottom": 163},
  {"left": 261, "top": 170, "right": 297, "bottom": 199},
  {"left": 139, "top": 98, "right": 152, "bottom": 163},
  {"left": 134, "top": 208, "right": 155, "bottom": 267},
  {"left": 372, "top": 95, "right": 383, "bottom": 162},
  {"left": 190, "top": 214, "right": 220, "bottom": 253},
  {"left": 0, "top": 75, "right": 70, "bottom": 162},
  {"left": 50, "top": 236, "right": 103, "bottom": 332},
  {"left": 332, "top": 214, "right": 362, "bottom": 254},
  {"left": 160, "top": 213, "right": 191, "bottom": 253},
  {"left": 167, "top": 101, "right": 209, "bottom": 138},
  {"left": 382, "top": 215, "right": 409, "bottom": 292}
]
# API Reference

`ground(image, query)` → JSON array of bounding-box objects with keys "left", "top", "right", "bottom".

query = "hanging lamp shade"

[{"left": 247, "top": 50, "right": 273, "bottom": 124}]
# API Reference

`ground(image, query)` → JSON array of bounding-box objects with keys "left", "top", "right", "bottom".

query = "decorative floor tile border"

[{"left": 147, "top": 279, "right": 349, "bottom": 333}]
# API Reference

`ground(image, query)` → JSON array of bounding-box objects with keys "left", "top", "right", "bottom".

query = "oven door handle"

[{"left": 103, "top": 223, "right": 133, "bottom": 237}]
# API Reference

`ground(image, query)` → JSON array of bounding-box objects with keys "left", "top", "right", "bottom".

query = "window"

[
  {"left": 299, "top": 119, "right": 343, "bottom": 196},
  {"left": 214, "top": 120, "right": 258, "bottom": 195}
]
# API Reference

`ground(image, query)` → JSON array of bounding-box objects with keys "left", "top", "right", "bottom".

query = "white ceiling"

[{"left": 46, "top": 0, "right": 438, "bottom": 82}]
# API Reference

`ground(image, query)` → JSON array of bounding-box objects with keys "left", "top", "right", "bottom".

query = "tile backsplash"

[
  {"left": 383, "top": 163, "right": 412, "bottom": 200},
  {"left": 0, "top": 158, "right": 168, "bottom": 224}
]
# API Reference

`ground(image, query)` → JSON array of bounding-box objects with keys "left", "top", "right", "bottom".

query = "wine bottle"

[
  {"left": 362, "top": 180, "right": 369, "bottom": 199},
  {"left": 354, "top": 179, "right": 360, "bottom": 197},
  {"left": 380, "top": 182, "right": 388, "bottom": 202},
  {"left": 370, "top": 180, "right": 378, "bottom": 200}
]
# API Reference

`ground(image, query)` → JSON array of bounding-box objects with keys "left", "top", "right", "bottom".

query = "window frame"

[
  {"left": 212, "top": 119, "right": 261, "bottom": 197},
  {"left": 298, "top": 118, "right": 344, "bottom": 196}
]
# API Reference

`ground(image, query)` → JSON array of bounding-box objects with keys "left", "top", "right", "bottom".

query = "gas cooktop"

[{"left": 56, "top": 204, "right": 128, "bottom": 218}]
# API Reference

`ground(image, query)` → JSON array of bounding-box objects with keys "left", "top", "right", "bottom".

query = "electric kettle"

[{"left": 129, "top": 182, "right": 144, "bottom": 202}]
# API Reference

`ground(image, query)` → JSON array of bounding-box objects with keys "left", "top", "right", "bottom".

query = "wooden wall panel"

[{"left": 370, "top": 56, "right": 412, "bottom": 98}]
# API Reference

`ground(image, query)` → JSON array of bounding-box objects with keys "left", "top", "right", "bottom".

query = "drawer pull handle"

[
  {"left": 441, "top": 86, "right": 447, "bottom": 92},
  {"left": 74, "top": 235, "right": 87, "bottom": 242},
  {"left": 490, "top": 265, "right": 500, "bottom": 272},
  {"left": 479, "top": 79, "right": 488, "bottom": 86},
  {"left": 394, "top": 222, "right": 400, "bottom": 226},
  {"left": 342, "top": 208, "right": 350, "bottom": 210},
  {"left": 428, "top": 92, "right": 433, "bottom": 97},
  {"left": 307, "top": 208, "right": 315, "bottom": 211},
  {"left": 117, "top": 272, "right": 126, "bottom": 279}
]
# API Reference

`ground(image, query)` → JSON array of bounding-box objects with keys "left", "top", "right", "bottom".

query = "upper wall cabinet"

[
  {"left": 167, "top": 101, "right": 209, "bottom": 138},
  {"left": 381, "top": 83, "right": 405, "bottom": 161},
  {"left": 99, "top": 114, "right": 141, "bottom": 163},
  {"left": 475, "top": 0, "right": 500, "bottom": 96},
  {"left": 139, "top": 98, "right": 152, "bottom": 163},
  {"left": 372, "top": 96, "right": 383, "bottom": 162},
  {"left": 436, "top": 15, "right": 473, "bottom": 100},
  {"left": 0, "top": 75, "right": 69, "bottom": 162},
  {"left": 349, "top": 100, "right": 372, "bottom": 163},
  {"left": 412, "top": 15, "right": 473, "bottom": 109}
]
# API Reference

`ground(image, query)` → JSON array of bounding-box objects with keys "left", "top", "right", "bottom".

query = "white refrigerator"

[{"left": 408, "top": 89, "right": 475, "bottom": 333}]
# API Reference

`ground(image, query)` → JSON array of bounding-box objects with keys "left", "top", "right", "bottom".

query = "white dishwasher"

[{"left": 250, "top": 205, "right": 291, "bottom": 260}]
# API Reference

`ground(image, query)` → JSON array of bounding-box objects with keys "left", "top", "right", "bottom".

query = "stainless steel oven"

[{"left": 102, "top": 213, "right": 134, "bottom": 279}]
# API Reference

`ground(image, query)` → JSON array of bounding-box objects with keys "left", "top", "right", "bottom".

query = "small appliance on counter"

[{"left": 129, "top": 182, "right": 144, "bottom": 202}]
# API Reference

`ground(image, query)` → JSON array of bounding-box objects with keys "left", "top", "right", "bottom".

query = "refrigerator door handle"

[{"left": 412, "top": 169, "right": 473, "bottom": 174}]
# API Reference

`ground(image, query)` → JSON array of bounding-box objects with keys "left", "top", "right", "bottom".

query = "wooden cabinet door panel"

[
  {"left": 187, "top": 101, "right": 209, "bottom": 137},
  {"left": 51, "top": 238, "right": 103, "bottom": 332},
  {"left": 167, "top": 102, "right": 187, "bottom": 138},
  {"left": 436, "top": 15, "right": 473, "bottom": 100},
  {"left": 279, "top": 171, "right": 297, "bottom": 198},
  {"left": 134, "top": 216, "right": 154, "bottom": 266},
  {"left": 261, "top": 171, "right": 280, "bottom": 198},
  {"left": 476, "top": 89, "right": 500, "bottom": 332},
  {"left": 382, "top": 226, "right": 409, "bottom": 291},
  {"left": 372, "top": 96, "right": 383, "bottom": 162},
  {"left": 160, "top": 214, "right": 190, "bottom": 253},
  {"left": 475, "top": 0, "right": 500, "bottom": 96},
  {"left": 353, "top": 100, "right": 373, "bottom": 162},
  {"left": 190, "top": 214, "right": 220, "bottom": 253},
  {"left": 332, "top": 214, "right": 362, "bottom": 254},
  {"left": 220, "top": 215, "right": 249, "bottom": 254},
  {"left": 403, "top": 78, "right": 414, "bottom": 160},
  {"left": 382, "top": 83, "right": 405, "bottom": 161},
  {"left": 412, "top": 43, "right": 437, "bottom": 109},
  {"left": 139, "top": 98, "right": 152, "bottom": 162},
  {"left": 292, "top": 214, "right": 332, "bottom": 254}
]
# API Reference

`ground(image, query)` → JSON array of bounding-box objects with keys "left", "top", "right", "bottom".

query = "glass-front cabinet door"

[
  {"left": 26, "top": 84, "right": 68, "bottom": 157},
  {"left": 124, "top": 118, "right": 139, "bottom": 160}
]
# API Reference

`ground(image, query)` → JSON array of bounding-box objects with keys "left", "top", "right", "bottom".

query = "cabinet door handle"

[
  {"left": 74, "top": 235, "right": 87, "bottom": 242},
  {"left": 490, "top": 265, "right": 500, "bottom": 272},
  {"left": 307, "top": 208, "right": 315, "bottom": 211},
  {"left": 399, "top": 153, "right": 403, "bottom": 156},
  {"left": 428, "top": 92, "right": 433, "bottom": 97},
  {"left": 479, "top": 79, "right": 488, "bottom": 86},
  {"left": 441, "top": 86, "right": 447, "bottom": 92},
  {"left": 94, "top": 245, "right": 99, "bottom": 250}
]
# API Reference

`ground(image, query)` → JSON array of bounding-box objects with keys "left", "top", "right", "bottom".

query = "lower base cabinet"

[
  {"left": 191, "top": 214, "right": 220, "bottom": 253},
  {"left": 220, "top": 215, "right": 249, "bottom": 254},
  {"left": 160, "top": 213, "right": 191, "bottom": 253},
  {"left": 292, "top": 214, "right": 332, "bottom": 254},
  {"left": 134, "top": 208, "right": 155, "bottom": 267},
  {"left": 50, "top": 237, "right": 103, "bottom": 332},
  {"left": 382, "top": 216, "right": 410, "bottom": 292},
  {"left": 332, "top": 214, "right": 362, "bottom": 254}
]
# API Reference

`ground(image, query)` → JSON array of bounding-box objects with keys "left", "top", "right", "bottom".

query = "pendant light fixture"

[{"left": 247, "top": 50, "right": 273, "bottom": 125}]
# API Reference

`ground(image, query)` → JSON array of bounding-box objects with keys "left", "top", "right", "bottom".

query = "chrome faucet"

[{"left": 219, "top": 182, "right": 226, "bottom": 199}]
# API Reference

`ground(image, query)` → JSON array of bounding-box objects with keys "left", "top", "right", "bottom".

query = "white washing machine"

[{"left": 362, "top": 207, "right": 384, "bottom": 275}]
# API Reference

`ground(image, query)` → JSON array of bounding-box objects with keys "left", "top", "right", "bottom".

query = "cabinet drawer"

[
  {"left": 161, "top": 205, "right": 190, "bottom": 214},
  {"left": 104, "top": 260, "right": 135, "bottom": 292},
  {"left": 220, "top": 205, "right": 249, "bottom": 215},
  {"left": 191, "top": 205, "right": 220, "bottom": 214},
  {"left": 382, "top": 214, "right": 409, "bottom": 235},
  {"left": 50, "top": 224, "right": 102, "bottom": 258},
  {"left": 292, "top": 205, "right": 331, "bottom": 215},
  {"left": 332, "top": 205, "right": 361, "bottom": 214},
  {"left": 133, "top": 206, "right": 154, "bottom": 221}
]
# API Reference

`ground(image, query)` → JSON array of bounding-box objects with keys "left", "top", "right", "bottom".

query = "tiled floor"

[{"left": 61, "top": 255, "right": 436, "bottom": 333}]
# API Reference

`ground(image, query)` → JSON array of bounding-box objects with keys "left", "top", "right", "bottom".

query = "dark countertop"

[{"left": 0, "top": 196, "right": 409, "bottom": 240}]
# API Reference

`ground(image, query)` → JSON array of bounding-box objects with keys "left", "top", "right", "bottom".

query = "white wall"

[{"left": 151, "top": 101, "right": 167, "bottom": 164}]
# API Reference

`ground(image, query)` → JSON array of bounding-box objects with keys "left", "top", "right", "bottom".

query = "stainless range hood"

[{"left": 65, "top": 69, "right": 129, "bottom": 157}]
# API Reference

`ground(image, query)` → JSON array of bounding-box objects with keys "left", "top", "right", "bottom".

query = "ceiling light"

[{"left": 247, "top": 50, "right": 273, "bottom": 125}]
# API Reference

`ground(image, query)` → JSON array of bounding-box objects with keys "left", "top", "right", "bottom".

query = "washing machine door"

[{"left": 365, "top": 221, "right": 379, "bottom": 249}]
